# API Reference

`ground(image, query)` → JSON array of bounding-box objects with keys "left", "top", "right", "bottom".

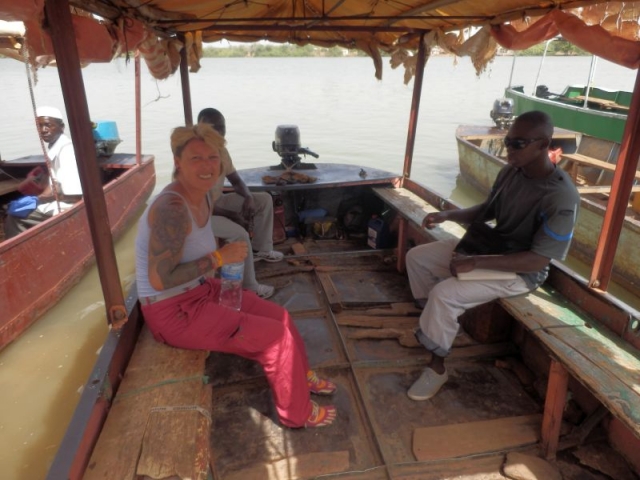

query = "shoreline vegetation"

[
  {"left": 0, "top": 41, "right": 590, "bottom": 61},
  {"left": 202, "top": 40, "right": 588, "bottom": 58}
]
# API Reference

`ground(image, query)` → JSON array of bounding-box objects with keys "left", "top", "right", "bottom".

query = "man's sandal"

[
  {"left": 307, "top": 370, "right": 337, "bottom": 395},
  {"left": 304, "top": 401, "right": 337, "bottom": 428}
]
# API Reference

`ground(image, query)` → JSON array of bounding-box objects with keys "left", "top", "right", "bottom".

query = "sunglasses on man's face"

[{"left": 503, "top": 137, "right": 543, "bottom": 150}]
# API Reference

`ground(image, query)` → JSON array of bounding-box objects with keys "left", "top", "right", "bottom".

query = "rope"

[
  {"left": 113, "top": 374, "right": 210, "bottom": 402},
  {"left": 149, "top": 405, "right": 212, "bottom": 423},
  {"left": 22, "top": 43, "right": 62, "bottom": 211}
]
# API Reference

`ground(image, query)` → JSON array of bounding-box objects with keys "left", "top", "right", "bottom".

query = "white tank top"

[{"left": 135, "top": 190, "right": 216, "bottom": 298}]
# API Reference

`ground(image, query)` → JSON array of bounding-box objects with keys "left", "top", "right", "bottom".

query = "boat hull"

[
  {"left": 50, "top": 164, "right": 640, "bottom": 479},
  {"left": 456, "top": 126, "right": 640, "bottom": 296},
  {"left": 0, "top": 156, "right": 156, "bottom": 350},
  {"left": 505, "top": 87, "right": 627, "bottom": 144}
]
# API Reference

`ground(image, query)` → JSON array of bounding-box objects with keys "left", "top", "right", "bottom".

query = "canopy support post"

[
  {"left": 402, "top": 31, "right": 428, "bottom": 181},
  {"left": 398, "top": 32, "right": 428, "bottom": 273},
  {"left": 589, "top": 67, "right": 640, "bottom": 292},
  {"left": 179, "top": 34, "right": 193, "bottom": 126},
  {"left": 44, "top": 0, "right": 127, "bottom": 328},
  {"left": 135, "top": 51, "right": 142, "bottom": 165}
]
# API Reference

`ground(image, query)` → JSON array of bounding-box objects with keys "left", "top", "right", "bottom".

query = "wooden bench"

[
  {"left": 372, "top": 185, "right": 640, "bottom": 458},
  {"left": 84, "top": 326, "right": 212, "bottom": 480},
  {"left": 574, "top": 95, "right": 630, "bottom": 111},
  {"left": 560, "top": 152, "right": 640, "bottom": 184}
]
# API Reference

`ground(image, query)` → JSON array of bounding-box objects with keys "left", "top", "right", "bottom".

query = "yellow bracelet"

[{"left": 211, "top": 250, "right": 223, "bottom": 268}]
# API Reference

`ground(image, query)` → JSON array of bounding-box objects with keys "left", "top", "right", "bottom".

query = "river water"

[{"left": 0, "top": 55, "right": 636, "bottom": 478}]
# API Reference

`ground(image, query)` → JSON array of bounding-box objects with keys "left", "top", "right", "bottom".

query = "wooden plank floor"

[{"left": 204, "top": 238, "right": 635, "bottom": 479}]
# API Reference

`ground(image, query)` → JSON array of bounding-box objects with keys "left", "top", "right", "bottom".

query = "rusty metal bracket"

[{"left": 109, "top": 305, "right": 129, "bottom": 329}]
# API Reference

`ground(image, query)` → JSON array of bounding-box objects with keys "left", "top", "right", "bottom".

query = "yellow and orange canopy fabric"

[{"left": 0, "top": 0, "right": 639, "bottom": 79}]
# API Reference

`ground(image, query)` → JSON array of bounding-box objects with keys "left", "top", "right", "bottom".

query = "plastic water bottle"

[{"left": 219, "top": 262, "right": 244, "bottom": 310}]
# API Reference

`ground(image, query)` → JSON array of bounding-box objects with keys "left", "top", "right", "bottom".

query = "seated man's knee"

[
  {"left": 429, "top": 278, "right": 460, "bottom": 304},
  {"left": 406, "top": 242, "right": 429, "bottom": 265},
  {"left": 254, "top": 192, "right": 273, "bottom": 212}
]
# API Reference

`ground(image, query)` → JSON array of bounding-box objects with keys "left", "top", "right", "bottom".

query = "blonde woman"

[{"left": 135, "top": 124, "right": 336, "bottom": 428}]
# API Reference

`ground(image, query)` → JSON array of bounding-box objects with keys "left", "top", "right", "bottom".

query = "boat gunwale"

[
  {"left": 506, "top": 87, "right": 629, "bottom": 121},
  {"left": 0, "top": 155, "right": 155, "bottom": 253}
]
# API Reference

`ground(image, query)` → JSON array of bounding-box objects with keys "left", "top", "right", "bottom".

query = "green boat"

[
  {"left": 499, "top": 47, "right": 630, "bottom": 143},
  {"left": 505, "top": 84, "right": 629, "bottom": 143}
]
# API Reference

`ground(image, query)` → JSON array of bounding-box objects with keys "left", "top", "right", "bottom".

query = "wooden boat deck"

[{"left": 203, "top": 238, "right": 631, "bottom": 479}]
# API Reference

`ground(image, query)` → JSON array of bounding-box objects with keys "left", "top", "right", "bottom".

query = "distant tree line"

[
  {"left": 200, "top": 38, "right": 587, "bottom": 58},
  {"left": 515, "top": 39, "right": 589, "bottom": 56},
  {"left": 202, "top": 43, "right": 368, "bottom": 58}
]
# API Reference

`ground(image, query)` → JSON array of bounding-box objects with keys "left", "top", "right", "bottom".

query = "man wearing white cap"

[{"left": 5, "top": 106, "right": 82, "bottom": 238}]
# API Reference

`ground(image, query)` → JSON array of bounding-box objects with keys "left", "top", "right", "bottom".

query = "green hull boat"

[{"left": 505, "top": 84, "right": 629, "bottom": 143}]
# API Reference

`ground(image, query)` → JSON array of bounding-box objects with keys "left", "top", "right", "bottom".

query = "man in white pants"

[
  {"left": 198, "top": 108, "right": 283, "bottom": 299},
  {"left": 406, "top": 111, "right": 579, "bottom": 401}
]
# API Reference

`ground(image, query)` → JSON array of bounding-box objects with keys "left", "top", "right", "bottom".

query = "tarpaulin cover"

[
  {"left": 0, "top": 0, "right": 42, "bottom": 22},
  {"left": 492, "top": 10, "right": 640, "bottom": 69}
]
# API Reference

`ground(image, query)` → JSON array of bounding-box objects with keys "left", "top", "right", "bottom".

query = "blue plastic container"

[
  {"left": 92, "top": 121, "right": 120, "bottom": 141},
  {"left": 92, "top": 121, "right": 122, "bottom": 156}
]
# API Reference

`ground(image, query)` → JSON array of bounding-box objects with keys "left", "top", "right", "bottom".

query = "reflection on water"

[{"left": 0, "top": 55, "right": 636, "bottom": 479}]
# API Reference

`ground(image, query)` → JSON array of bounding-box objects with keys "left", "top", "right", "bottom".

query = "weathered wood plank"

[
  {"left": 451, "top": 342, "right": 515, "bottom": 358},
  {"left": 137, "top": 395, "right": 211, "bottom": 479},
  {"left": 336, "top": 314, "right": 419, "bottom": 328},
  {"left": 224, "top": 451, "right": 350, "bottom": 480},
  {"left": 413, "top": 414, "right": 541, "bottom": 461},
  {"left": 364, "top": 302, "right": 421, "bottom": 316},
  {"left": 291, "top": 242, "right": 307, "bottom": 255},
  {"left": 502, "top": 285, "right": 640, "bottom": 438},
  {"left": 574, "top": 95, "right": 630, "bottom": 110},
  {"left": 577, "top": 185, "right": 640, "bottom": 194},
  {"left": 316, "top": 272, "right": 342, "bottom": 313},
  {"left": 347, "top": 328, "right": 419, "bottom": 347},
  {"left": 372, "top": 186, "right": 466, "bottom": 243},
  {"left": 500, "top": 287, "right": 588, "bottom": 330},
  {"left": 541, "top": 360, "right": 569, "bottom": 459},
  {"left": 535, "top": 330, "right": 640, "bottom": 438},
  {"left": 389, "top": 454, "right": 507, "bottom": 479},
  {"left": 554, "top": 324, "right": 640, "bottom": 394},
  {"left": 84, "top": 326, "right": 210, "bottom": 480},
  {"left": 561, "top": 153, "right": 640, "bottom": 179}
]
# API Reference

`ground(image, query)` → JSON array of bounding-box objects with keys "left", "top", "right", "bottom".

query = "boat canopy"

[
  {"left": 1, "top": 1, "right": 639, "bottom": 80},
  {"left": 2, "top": 0, "right": 640, "bottom": 311}
]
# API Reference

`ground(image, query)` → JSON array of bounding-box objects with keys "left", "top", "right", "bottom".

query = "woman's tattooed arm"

[{"left": 147, "top": 194, "right": 213, "bottom": 290}]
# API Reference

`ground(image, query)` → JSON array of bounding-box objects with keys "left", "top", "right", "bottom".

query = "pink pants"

[{"left": 141, "top": 278, "right": 312, "bottom": 427}]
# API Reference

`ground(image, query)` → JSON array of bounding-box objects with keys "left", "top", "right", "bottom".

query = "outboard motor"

[
  {"left": 490, "top": 98, "right": 514, "bottom": 130},
  {"left": 535, "top": 85, "right": 551, "bottom": 98},
  {"left": 92, "top": 120, "right": 122, "bottom": 157},
  {"left": 272, "top": 125, "right": 319, "bottom": 169}
]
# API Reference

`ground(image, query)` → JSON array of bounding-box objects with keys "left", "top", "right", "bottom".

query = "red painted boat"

[{"left": 0, "top": 153, "right": 155, "bottom": 350}]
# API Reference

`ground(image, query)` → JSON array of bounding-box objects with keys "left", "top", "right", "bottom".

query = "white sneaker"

[
  {"left": 255, "top": 283, "right": 275, "bottom": 299},
  {"left": 254, "top": 250, "right": 284, "bottom": 263},
  {"left": 407, "top": 367, "right": 448, "bottom": 401}
]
